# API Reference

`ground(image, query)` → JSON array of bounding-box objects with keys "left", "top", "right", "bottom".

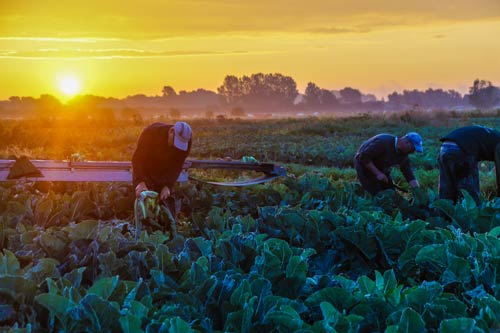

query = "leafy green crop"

[{"left": 3, "top": 116, "right": 500, "bottom": 331}]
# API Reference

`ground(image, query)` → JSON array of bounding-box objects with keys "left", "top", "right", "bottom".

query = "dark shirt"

[
  {"left": 440, "top": 125, "right": 500, "bottom": 161},
  {"left": 441, "top": 125, "right": 500, "bottom": 194},
  {"left": 132, "top": 123, "right": 191, "bottom": 192},
  {"left": 355, "top": 134, "right": 416, "bottom": 182}
]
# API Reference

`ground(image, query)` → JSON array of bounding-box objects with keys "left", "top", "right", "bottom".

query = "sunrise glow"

[
  {"left": 1, "top": 1, "right": 499, "bottom": 99},
  {"left": 58, "top": 76, "right": 80, "bottom": 96}
]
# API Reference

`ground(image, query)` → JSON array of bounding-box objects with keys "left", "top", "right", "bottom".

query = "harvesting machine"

[{"left": 0, "top": 156, "right": 286, "bottom": 186}]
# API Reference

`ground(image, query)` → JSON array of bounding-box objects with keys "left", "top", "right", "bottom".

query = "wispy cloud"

[
  {"left": 0, "top": 48, "right": 250, "bottom": 59},
  {"left": 0, "top": 37, "right": 122, "bottom": 43},
  {"left": 0, "top": 50, "right": 17, "bottom": 56},
  {"left": 303, "top": 15, "right": 444, "bottom": 35},
  {"left": 306, "top": 26, "right": 372, "bottom": 34}
]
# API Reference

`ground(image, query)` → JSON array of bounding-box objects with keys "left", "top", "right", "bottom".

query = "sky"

[{"left": 1, "top": 0, "right": 500, "bottom": 100}]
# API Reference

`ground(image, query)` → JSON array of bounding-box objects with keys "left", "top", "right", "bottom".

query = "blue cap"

[
  {"left": 406, "top": 132, "right": 423, "bottom": 153},
  {"left": 173, "top": 122, "right": 192, "bottom": 151}
]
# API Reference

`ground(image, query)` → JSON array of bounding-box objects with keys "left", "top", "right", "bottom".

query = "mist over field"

[{"left": 1, "top": 74, "right": 499, "bottom": 120}]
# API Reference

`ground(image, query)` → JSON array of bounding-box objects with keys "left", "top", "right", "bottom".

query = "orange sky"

[{"left": 1, "top": 0, "right": 500, "bottom": 100}]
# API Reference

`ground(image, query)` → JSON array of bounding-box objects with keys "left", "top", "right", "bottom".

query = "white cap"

[{"left": 173, "top": 122, "right": 192, "bottom": 151}]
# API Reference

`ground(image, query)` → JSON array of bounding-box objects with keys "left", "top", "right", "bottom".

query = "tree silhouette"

[
  {"left": 217, "top": 75, "right": 241, "bottom": 104},
  {"left": 387, "top": 88, "right": 464, "bottom": 109},
  {"left": 304, "top": 82, "right": 322, "bottom": 106},
  {"left": 303, "top": 82, "right": 338, "bottom": 108},
  {"left": 37, "top": 94, "right": 62, "bottom": 116},
  {"left": 320, "top": 89, "right": 338, "bottom": 107},
  {"left": 217, "top": 73, "right": 298, "bottom": 107},
  {"left": 468, "top": 79, "right": 500, "bottom": 110},
  {"left": 339, "top": 87, "right": 362, "bottom": 104},
  {"left": 162, "top": 86, "right": 177, "bottom": 98}
]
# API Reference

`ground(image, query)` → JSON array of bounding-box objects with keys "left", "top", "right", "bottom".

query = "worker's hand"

[
  {"left": 135, "top": 182, "right": 148, "bottom": 198},
  {"left": 409, "top": 179, "right": 420, "bottom": 188},
  {"left": 160, "top": 186, "right": 171, "bottom": 201},
  {"left": 376, "top": 173, "right": 389, "bottom": 183}
]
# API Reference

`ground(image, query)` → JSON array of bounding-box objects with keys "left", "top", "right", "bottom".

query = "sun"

[{"left": 58, "top": 76, "right": 81, "bottom": 96}]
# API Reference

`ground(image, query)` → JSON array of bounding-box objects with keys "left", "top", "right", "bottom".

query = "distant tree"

[
  {"left": 6, "top": 95, "right": 38, "bottom": 110},
  {"left": 162, "top": 86, "right": 177, "bottom": 98},
  {"left": 468, "top": 79, "right": 500, "bottom": 109},
  {"left": 303, "top": 83, "right": 338, "bottom": 108},
  {"left": 387, "top": 92, "right": 402, "bottom": 106},
  {"left": 66, "top": 94, "right": 105, "bottom": 119},
  {"left": 339, "top": 87, "right": 362, "bottom": 104},
  {"left": 387, "top": 88, "right": 465, "bottom": 109},
  {"left": 175, "top": 89, "right": 219, "bottom": 107},
  {"left": 8, "top": 96, "right": 21, "bottom": 103},
  {"left": 217, "top": 75, "right": 241, "bottom": 104},
  {"left": 320, "top": 89, "right": 338, "bottom": 107},
  {"left": 401, "top": 90, "right": 423, "bottom": 107},
  {"left": 37, "top": 94, "right": 62, "bottom": 116},
  {"left": 258, "top": 73, "right": 298, "bottom": 106},
  {"left": 424, "top": 89, "right": 463, "bottom": 108},
  {"left": 362, "top": 93, "right": 377, "bottom": 103},
  {"left": 304, "top": 82, "right": 322, "bottom": 106},
  {"left": 217, "top": 73, "right": 298, "bottom": 107}
]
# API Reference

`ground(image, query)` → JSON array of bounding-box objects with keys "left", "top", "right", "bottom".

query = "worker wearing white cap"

[{"left": 132, "top": 122, "right": 192, "bottom": 201}]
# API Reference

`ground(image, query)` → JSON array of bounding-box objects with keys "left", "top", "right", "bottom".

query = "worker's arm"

[
  {"left": 400, "top": 158, "right": 419, "bottom": 188},
  {"left": 365, "top": 161, "right": 388, "bottom": 183},
  {"left": 132, "top": 126, "right": 155, "bottom": 196},
  {"left": 135, "top": 182, "right": 149, "bottom": 198},
  {"left": 357, "top": 138, "right": 389, "bottom": 182},
  {"left": 160, "top": 185, "right": 171, "bottom": 201}
]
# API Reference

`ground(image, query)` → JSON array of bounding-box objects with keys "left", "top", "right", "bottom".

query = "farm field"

[{"left": 2, "top": 111, "right": 500, "bottom": 332}]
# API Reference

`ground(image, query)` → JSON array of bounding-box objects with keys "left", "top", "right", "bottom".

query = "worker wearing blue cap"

[
  {"left": 439, "top": 125, "right": 500, "bottom": 204},
  {"left": 355, "top": 132, "right": 423, "bottom": 195}
]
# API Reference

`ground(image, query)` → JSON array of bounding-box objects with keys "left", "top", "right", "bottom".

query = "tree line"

[
  {"left": 215, "top": 74, "right": 499, "bottom": 111},
  {"left": 1, "top": 74, "right": 499, "bottom": 118}
]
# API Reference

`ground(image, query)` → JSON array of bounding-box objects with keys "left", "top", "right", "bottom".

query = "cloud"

[
  {"left": 306, "top": 26, "right": 372, "bottom": 34},
  {"left": 0, "top": 50, "right": 16, "bottom": 56},
  {"left": 302, "top": 14, "right": 467, "bottom": 35},
  {"left": 2, "top": 1, "right": 500, "bottom": 39},
  {"left": 0, "top": 48, "right": 249, "bottom": 59},
  {"left": 0, "top": 37, "right": 121, "bottom": 43}
]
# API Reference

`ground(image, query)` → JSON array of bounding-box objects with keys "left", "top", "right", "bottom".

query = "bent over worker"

[
  {"left": 354, "top": 132, "right": 423, "bottom": 195},
  {"left": 132, "top": 122, "right": 192, "bottom": 200},
  {"left": 438, "top": 125, "right": 500, "bottom": 204}
]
